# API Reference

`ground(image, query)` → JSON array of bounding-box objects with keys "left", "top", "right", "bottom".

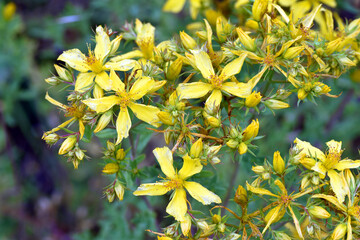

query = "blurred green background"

[{"left": 0, "top": 0, "right": 359, "bottom": 239}]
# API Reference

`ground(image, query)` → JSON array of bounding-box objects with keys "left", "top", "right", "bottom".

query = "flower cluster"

[{"left": 43, "top": 0, "right": 360, "bottom": 239}]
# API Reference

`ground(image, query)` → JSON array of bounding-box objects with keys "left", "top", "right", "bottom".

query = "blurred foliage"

[{"left": 0, "top": 0, "right": 360, "bottom": 239}]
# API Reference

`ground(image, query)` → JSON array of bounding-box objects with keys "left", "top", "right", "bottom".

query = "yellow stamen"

[
  {"left": 209, "top": 74, "right": 224, "bottom": 89},
  {"left": 85, "top": 45, "right": 103, "bottom": 73}
]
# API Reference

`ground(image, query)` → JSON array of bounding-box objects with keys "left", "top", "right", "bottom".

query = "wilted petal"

[
  {"left": 246, "top": 182, "right": 278, "bottom": 197},
  {"left": 45, "top": 92, "right": 67, "bottom": 109}
]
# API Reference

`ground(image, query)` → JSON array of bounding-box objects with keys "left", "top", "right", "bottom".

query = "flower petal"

[
  {"left": 311, "top": 162, "right": 327, "bottom": 179},
  {"left": 312, "top": 194, "right": 346, "bottom": 212},
  {"left": 45, "top": 92, "right": 67, "bottom": 109},
  {"left": 109, "top": 69, "right": 125, "bottom": 92},
  {"left": 335, "top": 160, "right": 360, "bottom": 171},
  {"left": 326, "top": 140, "right": 342, "bottom": 153},
  {"left": 328, "top": 169, "right": 347, "bottom": 203},
  {"left": 94, "top": 26, "right": 111, "bottom": 61},
  {"left": 246, "top": 182, "right": 278, "bottom": 197},
  {"left": 219, "top": 54, "right": 247, "bottom": 80},
  {"left": 83, "top": 95, "right": 119, "bottom": 113},
  {"left": 184, "top": 181, "right": 221, "bottom": 205},
  {"left": 294, "top": 138, "right": 326, "bottom": 162},
  {"left": 95, "top": 71, "right": 112, "bottom": 91},
  {"left": 178, "top": 155, "right": 203, "bottom": 179},
  {"left": 177, "top": 82, "right": 213, "bottom": 99},
  {"left": 205, "top": 89, "right": 222, "bottom": 113},
  {"left": 58, "top": 49, "right": 89, "bottom": 72},
  {"left": 133, "top": 182, "right": 170, "bottom": 196},
  {"left": 115, "top": 107, "right": 131, "bottom": 144},
  {"left": 75, "top": 72, "right": 95, "bottom": 92},
  {"left": 166, "top": 188, "right": 187, "bottom": 222},
  {"left": 104, "top": 59, "right": 136, "bottom": 71},
  {"left": 109, "top": 50, "right": 144, "bottom": 62},
  {"left": 153, "top": 146, "right": 176, "bottom": 179},
  {"left": 193, "top": 50, "right": 215, "bottom": 80},
  {"left": 221, "top": 82, "right": 252, "bottom": 98},
  {"left": 163, "top": 0, "right": 186, "bottom": 13},
  {"left": 128, "top": 102, "right": 161, "bottom": 127},
  {"left": 129, "top": 76, "right": 154, "bottom": 100}
]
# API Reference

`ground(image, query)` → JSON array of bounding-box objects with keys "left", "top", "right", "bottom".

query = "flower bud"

[
  {"left": 297, "top": 88, "right": 308, "bottom": 100},
  {"left": 301, "top": 175, "right": 310, "bottom": 190},
  {"left": 245, "top": 91, "right": 262, "bottom": 108},
  {"left": 236, "top": 27, "right": 256, "bottom": 51},
  {"left": 93, "top": 84, "right": 104, "bottom": 98},
  {"left": 226, "top": 139, "right": 238, "bottom": 149},
  {"left": 339, "top": 56, "right": 356, "bottom": 67},
  {"left": 204, "top": 113, "right": 221, "bottom": 128},
  {"left": 274, "top": 232, "right": 291, "bottom": 240},
  {"left": 3, "top": 2, "right": 16, "bottom": 20},
  {"left": 311, "top": 175, "right": 320, "bottom": 185},
  {"left": 158, "top": 111, "right": 176, "bottom": 125},
  {"left": 43, "top": 133, "right": 60, "bottom": 145},
  {"left": 264, "top": 206, "right": 285, "bottom": 224},
  {"left": 234, "top": 185, "right": 248, "bottom": 207},
  {"left": 331, "top": 223, "right": 347, "bottom": 240},
  {"left": 107, "top": 141, "right": 116, "bottom": 152},
  {"left": 261, "top": 172, "right": 271, "bottom": 180},
  {"left": 164, "top": 130, "right": 172, "bottom": 145},
  {"left": 72, "top": 159, "right": 80, "bottom": 169},
  {"left": 344, "top": 169, "right": 355, "bottom": 191},
  {"left": 283, "top": 46, "right": 305, "bottom": 59},
  {"left": 226, "top": 233, "right": 241, "bottom": 240},
  {"left": 265, "top": 99, "right": 289, "bottom": 109},
  {"left": 217, "top": 223, "right": 226, "bottom": 233},
  {"left": 252, "top": 165, "right": 265, "bottom": 174},
  {"left": 212, "top": 214, "right": 222, "bottom": 224},
  {"left": 273, "top": 151, "right": 285, "bottom": 174},
  {"left": 181, "top": 214, "right": 192, "bottom": 236},
  {"left": 45, "top": 77, "right": 61, "bottom": 86},
  {"left": 106, "top": 190, "right": 115, "bottom": 203},
  {"left": 54, "top": 64, "right": 71, "bottom": 81},
  {"left": 166, "top": 58, "right": 183, "bottom": 81},
  {"left": 252, "top": 0, "right": 268, "bottom": 21},
  {"left": 180, "top": 31, "right": 197, "bottom": 50},
  {"left": 238, "top": 142, "right": 248, "bottom": 155},
  {"left": 94, "top": 110, "right": 112, "bottom": 133},
  {"left": 210, "top": 157, "right": 221, "bottom": 165},
  {"left": 245, "top": 19, "right": 259, "bottom": 30},
  {"left": 116, "top": 148, "right": 126, "bottom": 161},
  {"left": 242, "top": 119, "right": 259, "bottom": 141},
  {"left": 299, "top": 157, "right": 316, "bottom": 170},
  {"left": 110, "top": 35, "right": 122, "bottom": 55},
  {"left": 197, "top": 220, "right": 209, "bottom": 231},
  {"left": 58, "top": 135, "right": 77, "bottom": 155},
  {"left": 229, "top": 127, "right": 239, "bottom": 138},
  {"left": 75, "top": 148, "right": 85, "bottom": 160},
  {"left": 190, "top": 138, "right": 203, "bottom": 158},
  {"left": 216, "top": 16, "right": 232, "bottom": 43},
  {"left": 102, "top": 163, "right": 120, "bottom": 174},
  {"left": 114, "top": 180, "right": 125, "bottom": 201},
  {"left": 308, "top": 206, "right": 331, "bottom": 219}
]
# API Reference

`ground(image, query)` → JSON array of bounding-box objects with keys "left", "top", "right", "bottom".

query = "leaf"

[{"left": 95, "top": 128, "right": 117, "bottom": 139}]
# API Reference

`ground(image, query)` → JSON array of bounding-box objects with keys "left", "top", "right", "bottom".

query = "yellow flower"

[
  {"left": 58, "top": 26, "right": 135, "bottom": 92},
  {"left": 294, "top": 138, "right": 360, "bottom": 203},
  {"left": 43, "top": 92, "right": 88, "bottom": 139},
  {"left": 83, "top": 70, "right": 162, "bottom": 144},
  {"left": 163, "top": 0, "right": 202, "bottom": 19},
  {"left": 133, "top": 147, "right": 221, "bottom": 222},
  {"left": 177, "top": 50, "right": 252, "bottom": 113}
]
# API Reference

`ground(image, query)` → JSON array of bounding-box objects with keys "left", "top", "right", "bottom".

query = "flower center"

[
  {"left": 324, "top": 147, "right": 341, "bottom": 169},
  {"left": 210, "top": 75, "right": 224, "bottom": 89},
  {"left": 263, "top": 54, "right": 275, "bottom": 66},
  {"left": 117, "top": 92, "right": 132, "bottom": 109},
  {"left": 165, "top": 177, "right": 184, "bottom": 190},
  {"left": 65, "top": 104, "right": 86, "bottom": 119},
  {"left": 85, "top": 47, "right": 103, "bottom": 74}
]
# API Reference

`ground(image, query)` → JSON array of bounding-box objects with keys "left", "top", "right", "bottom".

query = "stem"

[{"left": 222, "top": 154, "right": 240, "bottom": 211}]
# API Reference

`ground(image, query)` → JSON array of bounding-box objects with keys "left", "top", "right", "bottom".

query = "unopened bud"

[
  {"left": 180, "top": 31, "right": 197, "bottom": 50},
  {"left": 273, "top": 151, "right": 285, "bottom": 174},
  {"left": 114, "top": 180, "right": 125, "bottom": 201},
  {"left": 308, "top": 206, "right": 331, "bottom": 219},
  {"left": 212, "top": 214, "right": 221, "bottom": 224},
  {"left": 216, "top": 16, "right": 232, "bottom": 43},
  {"left": 234, "top": 185, "right": 248, "bottom": 207},
  {"left": 107, "top": 141, "right": 116, "bottom": 152},
  {"left": 110, "top": 35, "right": 122, "bottom": 55},
  {"left": 297, "top": 88, "right": 308, "bottom": 100},
  {"left": 167, "top": 58, "right": 183, "bottom": 81},
  {"left": 190, "top": 138, "right": 203, "bottom": 158},
  {"left": 102, "top": 163, "right": 120, "bottom": 174},
  {"left": 283, "top": 46, "right": 305, "bottom": 59},
  {"left": 236, "top": 27, "right": 256, "bottom": 51},
  {"left": 265, "top": 99, "right": 290, "bottom": 109},
  {"left": 158, "top": 111, "right": 176, "bottom": 125},
  {"left": 45, "top": 77, "right": 61, "bottom": 86},
  {"left": 116, "top": 148, "right": 126, "bottom": 161},
  {"left": 252, "top": 165, "right": 265, "bottom": 174},
  {"left": 93, "top": 84, "right": 104, "bottom": 98},
  {"left": 252, "top": 0, "right": 268, "bottom": 21},
  {"left": 43, "top": 133, "right": 60, "bottom": 145},
  {"left": 299, "top": 157, "right": 316, "bottom": 170},
  {"left": 245, "top": 91, "right": 262, "bottom": 108},
  {"left": 242, "top": 119, "right": 259, "bottom": 141},
  {"left": 75, "top": 148, "right": 85, "bottom": 160},
  {"left": 3, "top": 2, "right": 16, "bottom": 20},
  {"left": 58, "top": 135, "right": 77, "bottom": 155},
  {"left": 331, "top": 223, "right": 347, "bottom": 240},
  {"left": 94, "top": 110, "right": 112, "bottom": 133},
  {"left": 301, "top": 175, "right": 310, "bottom": 190},
  {"left": 311, "top": 175, "right": 320, "bottom": 185},
  {"left": 238, "top": 142, "right": 248, "bottom": 155},
  {"left": 226, "top": 139, "right": 238, "bottom": 149},
  {"left": 217, "top": 223, "right": 226, "bottom": 233},
  {"left": 54, "top": 64, "right": 71, "bottom": 81}
]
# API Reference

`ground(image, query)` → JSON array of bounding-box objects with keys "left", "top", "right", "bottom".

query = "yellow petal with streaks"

[
  {"left": 153, "top": 146, "right": 176, "bottom": 179},
  {"left": 166, "top": 188, "right": 187, "bottom": 222},
  {"left": 133, "top": 182, "right": 170, "bottom": 196},
  {"left": 58, "top": 49, "right": 89, "bottom": 72},
  {"left": 115, "top": 107, "right": 131, "bottom": 145},
  {"left": 178, "top": 155, "right": 203, "bottom": 179},
  {"left": 184, "top": 181, "right": 221, "bottom": 205}
]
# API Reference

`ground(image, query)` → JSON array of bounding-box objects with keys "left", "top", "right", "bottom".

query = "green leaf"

[{"left": 95, "top": 128, "right": 117, "bottom": 139}]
